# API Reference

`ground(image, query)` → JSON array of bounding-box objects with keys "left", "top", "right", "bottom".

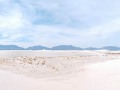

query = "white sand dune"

[{"left": 0, "top": 50, "right": 120, "bottom": 90}]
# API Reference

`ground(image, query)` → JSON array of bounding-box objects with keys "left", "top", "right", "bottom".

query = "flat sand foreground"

[{"left": 0, "top": 50, "right": 120, "bottom": 90}]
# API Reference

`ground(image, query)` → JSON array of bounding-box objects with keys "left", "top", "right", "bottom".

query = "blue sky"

[{"left": 0, "top": 0, "right": 120, "bottom": 47}]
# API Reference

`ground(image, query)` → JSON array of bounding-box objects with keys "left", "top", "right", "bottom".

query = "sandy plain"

[{"left": 0, "top": 50, "right": 120, "bottom": 90}]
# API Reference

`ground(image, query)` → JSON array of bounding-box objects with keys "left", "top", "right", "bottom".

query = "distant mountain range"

[
  {"left": 0, "top": 45, "right": 24, "bottom": 50},
  {"left": 0, "top": 45, "right": 120, "bottom": 51},
  {"left": 52, "top": 45, "right": 82, "bottom": 50},
  {"left": 27, "top": 45, "right": 50, "bottom": 50}
]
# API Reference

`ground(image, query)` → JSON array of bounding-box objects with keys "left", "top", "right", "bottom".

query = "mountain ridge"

[{"left": 0, "top": 45, "right": 119, "bottom": 51}]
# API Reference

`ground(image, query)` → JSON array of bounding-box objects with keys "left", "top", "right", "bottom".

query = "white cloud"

[
  {"left": 0, "top": 12, "right": 22, "bottom": 29},
  {"left": 0, "top": 0, "right": 120, "bottom": 47}
]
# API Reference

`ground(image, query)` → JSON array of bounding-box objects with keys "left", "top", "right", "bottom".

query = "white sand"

[{"left": 0, "top": 50, "right": 120, "bottom": 90}]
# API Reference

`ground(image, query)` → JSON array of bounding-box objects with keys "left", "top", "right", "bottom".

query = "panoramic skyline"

[{"left": 0, "top": 0, "right": 120, "bottom": 48}]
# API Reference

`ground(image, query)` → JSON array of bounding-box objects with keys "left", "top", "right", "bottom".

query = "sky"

[{"left": 0, "top": 0, "right": 120, "bottom": 48}]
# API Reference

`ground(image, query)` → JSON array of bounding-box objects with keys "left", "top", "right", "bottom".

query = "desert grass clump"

[
  {"left": 27, "top": 61, "right": 32, "bottom": 64},
  {"left": 41, "top": 61, "right": 45, "bottom": 65}
]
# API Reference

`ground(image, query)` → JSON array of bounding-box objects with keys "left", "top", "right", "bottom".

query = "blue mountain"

[
  {"left": 100, "top": 46, "right": 120, "bottom": 51},
  {"left": 84, "top": 47, "right": 98, "bottom": 50},
  {"left": 51, "top": 45, "right": 83, "bottom": 50},
  {"left": 0, "top": 45, "right": 24, "bottom": 50},
  {"left": 0, "top": 45, "right": 119, "bottom": 51},
  {"left": 27, "top": 45, "right": 50, "bottom": 50}
]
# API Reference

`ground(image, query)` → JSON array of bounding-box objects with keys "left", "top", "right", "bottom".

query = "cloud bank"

[{"left": 0, "top": 0, "right": 120, "bottom": 47}]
